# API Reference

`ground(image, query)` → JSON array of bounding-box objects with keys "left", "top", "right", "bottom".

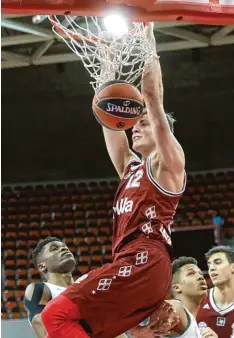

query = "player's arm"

[
  {"left": 24, "top": 282, "right": 51, "bottom": 338},
  {"left": 141, "top": 23, "right": 185, "bottom": 174},
  {"left": 102, "top": 127, "right": 138, "bottom": 178},
  {"left": 100, "top": 50, "right": 139, "bottom": 178}
]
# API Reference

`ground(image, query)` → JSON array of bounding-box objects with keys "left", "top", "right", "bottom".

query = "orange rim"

[{"left": 48, "top": 15, "right": 144, "bottom": 43}]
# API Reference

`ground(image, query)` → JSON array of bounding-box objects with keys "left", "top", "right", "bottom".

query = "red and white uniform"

[
  {"left": 112, "top": 156, "right": 183, "bottom": 257},
  {"left": 197, "top": 288, "right": 234, "bottom": 338},
  {"left": 48, "top": 156, "right": 186, "bottom": 338}
]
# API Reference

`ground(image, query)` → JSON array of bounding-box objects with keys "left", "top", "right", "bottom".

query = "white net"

[{"left": 48, "top": 16, "right": 158, "bottom": 91}]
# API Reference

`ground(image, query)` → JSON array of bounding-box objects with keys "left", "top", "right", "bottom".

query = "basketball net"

[{"left": 48, "top": 16, "right": 158, "bottom": 91}]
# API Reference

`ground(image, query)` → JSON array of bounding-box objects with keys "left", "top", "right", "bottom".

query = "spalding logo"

[
  {"left": 123, "top": 100, "right": 130, "bottom": 106},
  {"left": 106, "top": 103, "right": 141, "bottom": 115}
]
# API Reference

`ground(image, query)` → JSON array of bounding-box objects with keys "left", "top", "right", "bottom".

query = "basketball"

[{"left": 92, "top": 80, "right": 144, "bottom": 131}]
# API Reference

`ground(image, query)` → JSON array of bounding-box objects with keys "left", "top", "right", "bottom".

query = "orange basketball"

[{"left": 92, "top": 80, "right": 144, "bottom": 131}]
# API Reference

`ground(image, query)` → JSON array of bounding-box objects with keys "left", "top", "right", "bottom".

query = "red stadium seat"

[
  {"left": 64, "top": 237, "right": 74, "bottom": 246},
  {"left": 4, "top": 269, "right": 15, "bottom": 279},
  {"left": 5, "top": 259, "right": 15, "bottom": 268},
  {"left": 16, "top": 249, "right": 27, "bottom": 257},
  {"left": 1, "top": 312, "right": 8, "bottom": 320},
  {"left": 16, "top": 279, "right": 28, "bottom": 289},
  {"left": 51, "top": 229, "right": 64, "bottom": 237},
  {"left": 16, "top": 269, "right": 27, "bottom": 279},
  {"left": 4, "top": 249, "right": 15, "bottom": 258},
  {"left": 16, "top": 240, "right": 26, "bottom": 249},
  {"left": 5, "top": 301, "right": 18, "bottom": 312},
  {"left": 5, "top": 279, "right": 16, "bottom": 289},
  {"left": 41, "top": 229, "right": 52, "bottom": 237},
  {"left": 78, "top": 264, "right": 89, "bottom": 275},
  {"left": 5, "top": 240, "right": 16, "bottom": 249},
  {"left": 7, "top": 223, "right": 17, "bottom": 230},
  {"left": 3, "top": 290, "right": 15, "bottom": 301},
  {"left": 10, "top": 312, "right": 22, "bottom": 319},
  {"left": 18, "top": 222, "right": 28, "bottom": 229},
  {"left": 15, "top": 290, "right": 25, "bottom": 300},
  {"left": 16, "top": 259, "right": 27, "bottom": 268}
]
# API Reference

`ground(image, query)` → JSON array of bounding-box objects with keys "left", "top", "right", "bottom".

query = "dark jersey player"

[
  {"left": 41, "top": 22, "right": 185, "bottom": 338},
  {"left": 197, "top": 246, "right": 234, "bottom": 338},
  {"left": 24, "top": 237, "right": 76, "bottom": 338}
]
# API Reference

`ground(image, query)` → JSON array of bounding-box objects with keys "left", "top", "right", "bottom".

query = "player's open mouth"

[
  {"left": 199, "top": 282, "right": 207, "bottom": 290},
  {"left": 132, "top": 135, "right": 141, "bottom": 141}
]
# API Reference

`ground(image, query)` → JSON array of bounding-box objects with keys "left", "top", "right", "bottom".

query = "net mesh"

[{"left": 48, "top": 16, "right": 158, "bottom": 90}]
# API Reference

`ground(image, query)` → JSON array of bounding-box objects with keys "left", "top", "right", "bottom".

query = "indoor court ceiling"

[{"left": 1, "top": 14, "right": 234, "bottom": 69}]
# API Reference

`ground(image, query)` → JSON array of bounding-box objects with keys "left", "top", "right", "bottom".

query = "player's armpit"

[
  {"left": 24, "top": 282, "right": 52, "bottom": 323},
  {"left": 102, "top": 127, "right": 139, "bottom": 178},
  {"left": 32, "top": 313, "right": 48, "bottom": 338}
]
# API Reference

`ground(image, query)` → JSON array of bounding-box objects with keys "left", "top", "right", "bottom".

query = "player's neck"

[
  {"left": 47, "top": 272, "right": 74, "bottom": 287},
  {"left": 177, "top": 295, "right": 204, "bottom": 317},
  {"left": 213, "top": 280, "right": 234, "bottom": 306}
]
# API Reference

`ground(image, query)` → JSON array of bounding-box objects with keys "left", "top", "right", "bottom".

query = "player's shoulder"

[{"left": 24, "top": 282, "right": 51, "bottom": 303}]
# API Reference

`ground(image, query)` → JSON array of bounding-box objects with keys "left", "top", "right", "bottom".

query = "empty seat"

[
  {"left": 4, "top": 259, "right": 15, "bottom": 269},
  {"left": 16, "top": 269, "right": 27, "bottom": 279},
  {"left": 10, "top": 312, "right": 22, "bottom": 319},
  {"left": 4, "top": 269, "right": 15, "bottom": 279},
  {"left": 5, "top": 279, "right": 16, "bottom": 289},
  {"left": 15, "top": 290, "right": 25, "bottom": 300},
  {"left": 3, "top": 290, "right": 15, "bottom": 302}
]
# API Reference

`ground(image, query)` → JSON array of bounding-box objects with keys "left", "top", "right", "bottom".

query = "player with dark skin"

[
  {"left": 24, "top": 237, "right": 177, "bottom": 338},
  {"left": 24, "top": 237, "right": 76, "bottom": 338}
]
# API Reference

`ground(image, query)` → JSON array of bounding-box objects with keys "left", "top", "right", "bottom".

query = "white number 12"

[{"left": 126, "top": 169, "right": 144, "bottom": 189}]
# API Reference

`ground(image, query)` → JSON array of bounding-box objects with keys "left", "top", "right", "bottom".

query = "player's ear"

[
  {"left": 37, "top": 262, "right": 47, "bottom": 275},
  {"left": 230, "top": 263, "right": 234, "bottom": 274},
  {"left": 172, "top": 283, "right": 182, "bottom": 295}
]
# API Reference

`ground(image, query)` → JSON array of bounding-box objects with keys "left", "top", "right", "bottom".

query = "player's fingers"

[{"left": 149, "top": 317, "right": 161, "bottom": 329}]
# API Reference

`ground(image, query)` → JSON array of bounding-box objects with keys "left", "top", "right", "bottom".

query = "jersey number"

[{"left": 126, "top": 170, "right": 143, "bottom": 189}]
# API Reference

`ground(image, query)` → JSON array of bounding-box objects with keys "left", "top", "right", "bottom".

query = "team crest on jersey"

[{"left": 216, "top": 317, "right": 226, "bottom": 327}]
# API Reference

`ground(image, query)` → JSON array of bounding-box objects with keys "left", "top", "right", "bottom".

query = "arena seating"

[{"left": 1, "top": 170, "right": 234, "bottom": 319}]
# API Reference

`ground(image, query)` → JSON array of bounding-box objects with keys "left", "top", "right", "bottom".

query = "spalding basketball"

[{"left": 92, "top": 80, "right": 144, "bottom": 131}]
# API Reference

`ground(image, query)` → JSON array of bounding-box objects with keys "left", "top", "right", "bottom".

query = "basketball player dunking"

[{"left": 41, "top": 22, "right": 185, "bottom": 338}]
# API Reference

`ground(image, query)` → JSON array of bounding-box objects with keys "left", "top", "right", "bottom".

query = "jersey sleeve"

[{"left": 24, "top": 282, "right": 52, "bottom": 323}]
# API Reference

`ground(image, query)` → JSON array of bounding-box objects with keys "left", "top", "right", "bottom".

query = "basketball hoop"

[{"left": 48, "top": 15, "right": 158, "bottom": 90}]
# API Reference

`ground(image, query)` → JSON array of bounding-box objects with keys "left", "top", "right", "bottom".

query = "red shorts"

[{"left": 61, "top": 238, "right": 171, "bottom": 338}]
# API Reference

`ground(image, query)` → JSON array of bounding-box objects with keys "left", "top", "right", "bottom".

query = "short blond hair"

[{"left": 143, "top": 108, "right": 176, "bottom": 134}]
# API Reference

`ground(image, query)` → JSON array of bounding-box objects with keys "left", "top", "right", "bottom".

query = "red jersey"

[
  {"left": 112, "top": 156, "right": 186, "bottom": 256},
  {"left": 197, "top": 288, "right": 234, "bottom": 338}
]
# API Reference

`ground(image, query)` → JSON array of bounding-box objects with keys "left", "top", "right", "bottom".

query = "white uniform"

[
  {"left": 44, "top": 282, "right": 66, "bottom": 298},
  {"left": 167, "top": 305, "right": 201, "bottom": 338},
  {"left": 137, "top": 304, "right": 201, "bottom": 338}
]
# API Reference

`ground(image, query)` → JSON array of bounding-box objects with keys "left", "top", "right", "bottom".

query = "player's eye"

[
  {"left": 188, "top": 272, "right": 194, "bottom": 276},
  {"left": 50, "top": 246, "right": 57, "bottom": 251}
]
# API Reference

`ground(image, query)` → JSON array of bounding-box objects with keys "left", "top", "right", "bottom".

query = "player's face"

[
  {"left": 132, "top": 116, "right": 155, "bottom": 156},
  {"left": 207, "top": 252, "right": 234, "bottom": 286},
  {"left": 177, "top": 264, "right": 207, "bottom": 298},
  {"left": 41, "top": 241, "right": 76, "bottom": 274}
]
